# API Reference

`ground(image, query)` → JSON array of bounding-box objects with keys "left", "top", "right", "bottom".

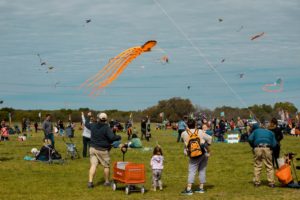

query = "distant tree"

[
  {"left": 144, "top": 97, "right": 195, "bottom": 122},
  {"left": 274, "top": 102, "right": 298, "bottom": 114},
  {"left": 248, "top": 104, "right": 273, "bottom": 122}
]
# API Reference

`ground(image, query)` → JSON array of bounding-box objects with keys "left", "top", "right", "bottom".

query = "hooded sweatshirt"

[{"left": 85, "top": 118, "right": 121, "bottom": 150}]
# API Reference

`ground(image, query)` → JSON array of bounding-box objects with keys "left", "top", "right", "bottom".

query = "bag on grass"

[
  {"left": 186, "top": 128, "right": 202, "bottom": 158},
  {"left": 275, "top": 164, "right": 293, "bottom": 185},
  {"left": 51, "top": 149, "right": 62, "bottom": 160}
]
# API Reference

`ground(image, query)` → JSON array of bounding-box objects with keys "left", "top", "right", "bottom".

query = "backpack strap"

[{"left": 186, "top": 128, "right": 199, "bottom": 137}]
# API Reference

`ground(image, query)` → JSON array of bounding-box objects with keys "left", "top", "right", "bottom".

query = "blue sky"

[{"left": 0, "top": 0, "right": 299, "bottom": 111}]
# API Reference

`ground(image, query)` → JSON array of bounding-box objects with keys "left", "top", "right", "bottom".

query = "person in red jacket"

[{"left": 1, "top": 120, "right": 9, "bottom": 141}]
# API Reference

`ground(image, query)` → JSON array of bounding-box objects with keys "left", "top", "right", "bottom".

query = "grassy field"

[{"left": 0, "top": 127, "right": 300, "bottom": 200}]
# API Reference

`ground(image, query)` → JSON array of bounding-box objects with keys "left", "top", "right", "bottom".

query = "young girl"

[{"left": 150, "top": 146, "right": 164, "bottom": 191}]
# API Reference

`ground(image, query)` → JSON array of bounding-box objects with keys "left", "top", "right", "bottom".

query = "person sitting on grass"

[
  {"left": 181, "top": 119, "right": 212, "bottom": 195},
  {"left": 35, "top": 138, "right": 61, "bottom": 161},
  {"left": 128, "top": 134, "right": 142, "bottom": 148}
]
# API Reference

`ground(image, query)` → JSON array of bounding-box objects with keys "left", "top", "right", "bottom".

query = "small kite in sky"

[
  {"left": 236, "top": 25, "right": 244, "bottom": 32},
  {"left": 218, "top": 18, "right": 223, "bottom": 22},
  {"left": 37, "top": 54, "right": 46, "bottom": 66},
  {"left": 85, "top": 19, "right": 91, "bottom": 23},
  {"left": 262, "top": 78, "right": 283, "bottom": 93},
  {"left": 251, "top": 32, "right": 265, "bottom": 41},
  {"left": 0, "top": 100, "right": 3, "bottom": 104},
  {"left": 239, "top": 73, "right": 244, "bottom": 79},
  {"left": 81, "top": 40, "right": 157, "bottom": 96},
  {"left": 221, "top": 58, "right": 225, "bottom": 63},
  {"left": 54, "top": 81, "right": 60, "bottom": 88},
  {"left": 160, "top": 55, "right": 169, "bottom": 64},
  {"left": 46, "top": 66, "right": 55, "bottom": 73},
  {"left": 187, "top": 86, "right": 191, "bottom": 90}
]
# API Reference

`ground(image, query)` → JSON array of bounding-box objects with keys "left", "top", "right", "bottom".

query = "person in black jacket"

[
  {"left": 84, "top": 112, "right": 121, "bottom": 188},
  {"left": 268, "top": 118, "right": 284, "bottom": 168}
]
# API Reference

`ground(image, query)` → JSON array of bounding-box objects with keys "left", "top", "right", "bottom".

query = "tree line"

[{"left": 0, "top": 98, "right": 297, "bottom": 123}]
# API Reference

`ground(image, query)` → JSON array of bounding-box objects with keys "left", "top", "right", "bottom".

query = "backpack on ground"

[{"left": 186, "top": 128, "right": 202, "bottom": 158}]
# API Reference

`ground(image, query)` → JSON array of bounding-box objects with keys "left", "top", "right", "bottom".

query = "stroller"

[{"left": 63, "top": 136, "right": 80, "bottom": 160}]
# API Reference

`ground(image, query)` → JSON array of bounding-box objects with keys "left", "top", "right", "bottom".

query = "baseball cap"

[{"left": 98, "top": 113, "right": 107, "bottom": 120}]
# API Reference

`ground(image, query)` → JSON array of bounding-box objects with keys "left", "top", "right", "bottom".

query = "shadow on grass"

[
  {"left": 247, "top": 180, "right": 276, "bottom": 187},
  {"left": 94, "top": 182, "right": 148, "bottom": 194},
  {"left": 15, "top": 144, "right": 37, "bottom": 147},
  {"left": 0, "top": 157, "right": 14, "bottom": 162},
  {"left": 205, "top": 184, "right": 215, "bottom": 189}
]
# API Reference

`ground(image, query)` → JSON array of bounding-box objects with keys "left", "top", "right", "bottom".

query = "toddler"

[{"left": 150, "top": 146, "right": 164, "bottom": 191}]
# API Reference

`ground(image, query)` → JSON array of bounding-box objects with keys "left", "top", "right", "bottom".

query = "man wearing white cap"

[{"left": 84, "top": 112, "right": 121, "bottom": 188}]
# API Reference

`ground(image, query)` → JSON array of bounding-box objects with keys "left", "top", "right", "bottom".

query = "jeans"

[
  {"left": 45, "top": 133, "right": 55, "bottom": 148},
  {"left": 177, "top": 129, "right": 184, "bottom": 142}
]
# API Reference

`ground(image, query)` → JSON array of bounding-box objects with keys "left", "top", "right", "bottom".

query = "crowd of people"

[{"left": 1, "top": 110, "right": 299, "bottom": 195}]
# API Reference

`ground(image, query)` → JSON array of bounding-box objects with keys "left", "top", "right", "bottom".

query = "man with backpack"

[{"left": 181, "top": 119, "right": 212, "bottom": 195}]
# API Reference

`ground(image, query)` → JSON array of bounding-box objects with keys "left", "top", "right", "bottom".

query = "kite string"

[{"left": 153, "top": 0, "right": 257, "bottom": 120}]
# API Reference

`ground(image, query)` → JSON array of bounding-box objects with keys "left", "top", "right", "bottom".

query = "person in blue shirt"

[
  {"left": 248, "top": 123, "right": 277, "bottom": 187},
  {"left": 177, "top": 116, "right": 187, "bottom": 142}
]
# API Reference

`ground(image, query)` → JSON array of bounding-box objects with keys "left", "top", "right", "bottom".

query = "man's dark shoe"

[
  {"left": 254, "top": 183, "right": 260, "bottom": 187},
  {"left": 103, "top": 182, "right": 111, "bottom": 186},
  {"left": 87, "top": 182, "right": 94, "bottom": 188},
  {"left": 268, "top": 183, "right": 275, "bottom": 188}
]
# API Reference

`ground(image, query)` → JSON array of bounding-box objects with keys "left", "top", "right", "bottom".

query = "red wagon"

[{"left": 112, "top": 161, "right": 146, "bottom": 194}]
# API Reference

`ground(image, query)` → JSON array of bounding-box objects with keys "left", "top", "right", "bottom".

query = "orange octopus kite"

[{"left": 81, "top": 40, "right": 157, "bottom": 96}]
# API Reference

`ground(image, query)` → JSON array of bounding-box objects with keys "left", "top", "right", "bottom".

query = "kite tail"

[
  {"left": 86, "top": 49, "right": 135, "bottom": 88},
  {"left": 79, "top": 50, "right": 131, "bottom": 89},
  {"left": 90, "top": 49, "right": 141, "bottom": 96}
]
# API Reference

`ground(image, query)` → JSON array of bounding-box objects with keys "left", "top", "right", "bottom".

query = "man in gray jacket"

[{"left": 42, "top": 114, "right": 55, "bottom": 148}]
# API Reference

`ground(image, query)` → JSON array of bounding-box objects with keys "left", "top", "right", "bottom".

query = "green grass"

[{"left": 1, "top": 128, "right": 300, "bottom": 200}]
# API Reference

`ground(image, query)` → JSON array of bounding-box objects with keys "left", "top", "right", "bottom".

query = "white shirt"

[
  {"left": 81, "top": 114, "right": 91, "bottom": 138},
  {"left": 150, "top": 155, "right": 164, "bottom": 170},
  {"left": 181, "top": 128, "right": 212, "bottom": 146}
]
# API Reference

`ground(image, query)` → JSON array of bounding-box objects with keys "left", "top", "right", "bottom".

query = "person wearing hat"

[
  {"left": 84, "top": 112, "right": 121, "bottom": 188},
  {"left": 248, "top": 123, "right": 277, "bottom": 187}
]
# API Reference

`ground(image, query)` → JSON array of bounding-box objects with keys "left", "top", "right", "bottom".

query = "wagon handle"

[{"left": 121, "top": 144, "right": 128, "bottom": 161}]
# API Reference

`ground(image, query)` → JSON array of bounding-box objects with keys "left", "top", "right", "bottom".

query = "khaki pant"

[
  {"left": 253, "top": 147, "right": 274, "bottom": 184},
  {"left": 89, "top": 147, "right": 110, "bottom": 168}
]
